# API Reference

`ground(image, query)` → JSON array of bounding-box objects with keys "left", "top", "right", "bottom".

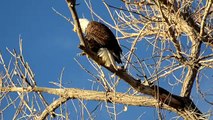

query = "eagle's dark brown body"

[{"left": 85, "top": 21, "right": 122, "bottom": 64}]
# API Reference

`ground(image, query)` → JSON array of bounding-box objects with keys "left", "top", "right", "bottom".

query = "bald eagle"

[{"left": 74, "top": 18, "right": 122, "bottom": 70}]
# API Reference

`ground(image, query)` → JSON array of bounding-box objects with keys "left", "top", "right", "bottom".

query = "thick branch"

[
  {"left": 180, "top": 43, "right": 201, "bottom": 97},
  {"left": 180, "top": 64, "right": 200, "bottom": 97},
  {"left": 0, "top": 87, "right": 174, "bottom": 111},
  {"left": 199, "top": 0, "right": 212, "bottom": 36},
  {"left": 0, "top": 87, "right": 204, "bottom": 119}
]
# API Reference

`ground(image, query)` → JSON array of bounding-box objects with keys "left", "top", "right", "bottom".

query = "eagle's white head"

[{"left": 73, "top": 18, "right": 90, "bottom": 34}]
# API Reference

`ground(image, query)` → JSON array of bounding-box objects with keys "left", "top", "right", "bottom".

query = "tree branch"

[
  {"left": 0, "top": 87, "right": 173, "bottom": 111},
  {"left": 36, "top": 97, "right": 69, "bottom": 120},
  {"left": 0, "top": 86, "right": 204, "bottom": 119}
]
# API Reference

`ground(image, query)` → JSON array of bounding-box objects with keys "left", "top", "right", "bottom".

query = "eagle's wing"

[
  {"left": 85, "top": 21, "right": 122, "bottom": 64},
  {"left": 85, "top": 21, "right": 116, "bottom": 46}
]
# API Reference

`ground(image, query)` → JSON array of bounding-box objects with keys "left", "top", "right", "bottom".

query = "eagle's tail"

[{"left": 97, "top": 48, "right": 118, "bottom": 70}]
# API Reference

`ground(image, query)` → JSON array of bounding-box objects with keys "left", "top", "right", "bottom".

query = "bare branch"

[
  {"left": 36, "top": 97, "right": 69, "bottom": 120},
  {"left": 199, "top": 0, "right": 212, "bottom": 36}
]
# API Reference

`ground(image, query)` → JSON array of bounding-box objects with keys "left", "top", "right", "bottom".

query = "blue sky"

[
  {"left": 0, "top": 0, "right": 212, "bottom": 119},
  {"left": 0, "top": 1, "right": 86, "bottom": 87}
]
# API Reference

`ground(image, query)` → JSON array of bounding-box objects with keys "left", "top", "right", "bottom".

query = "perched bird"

[{"left": 74, "top": 18, "right": 122, "bottom": 70}]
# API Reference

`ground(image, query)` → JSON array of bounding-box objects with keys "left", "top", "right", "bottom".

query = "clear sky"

[
  {"left": 0, "top": 0, "right": 91, "bottom": 88},
  {"left": 0, "top": 0, "right": 212, "bottom": 120}
]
